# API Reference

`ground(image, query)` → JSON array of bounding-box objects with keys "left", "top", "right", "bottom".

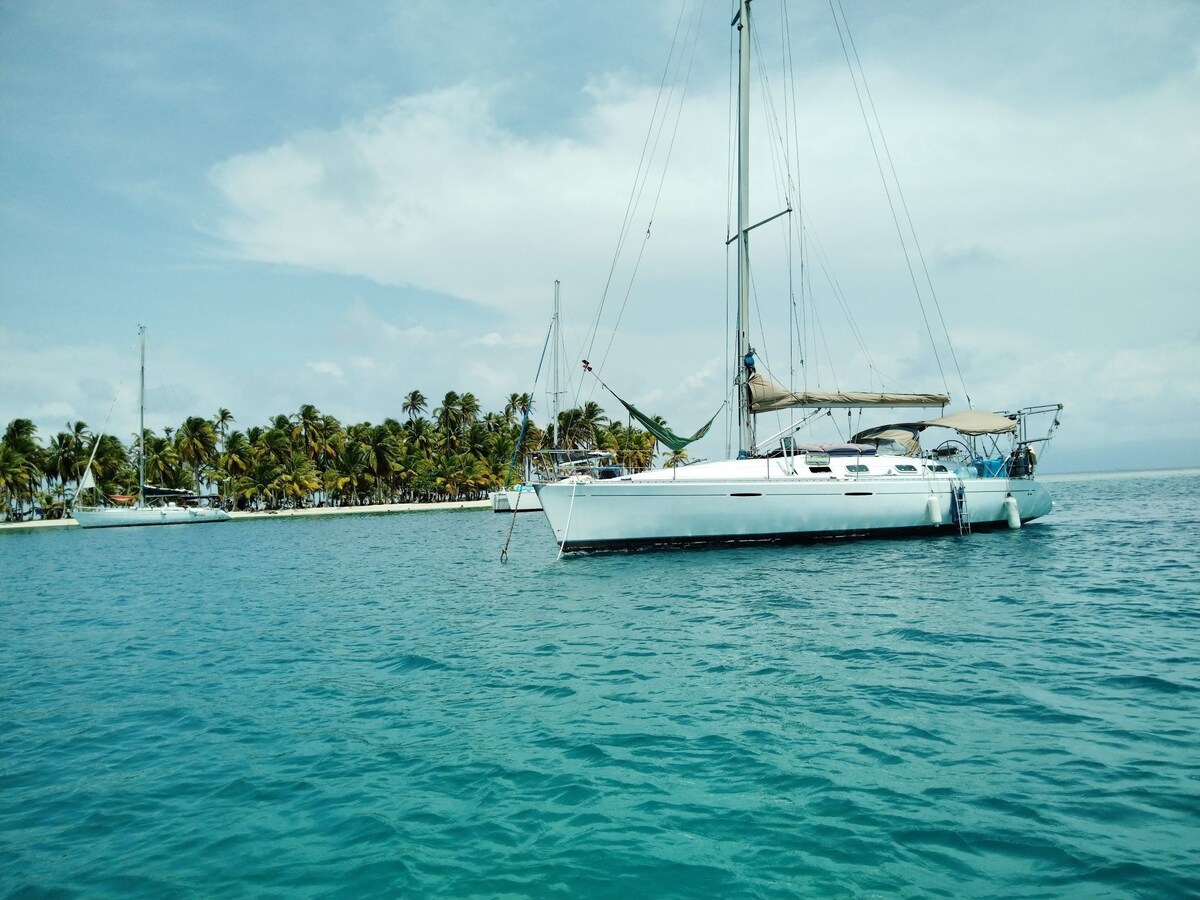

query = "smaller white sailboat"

[
  {"left": 492, "top": 280, "right": 577, "bottom": 513},
  {"left": 73, "top": 326, "right": 231, "bottom": 529},
  {"left": 491, "top": 481, "right": 541, "bottom": 513}
]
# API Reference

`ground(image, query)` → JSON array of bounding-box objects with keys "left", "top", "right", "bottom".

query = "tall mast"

[
  {"left": 138, "top": 324, "right": 146, "bottom": 508},
  {"left": 551, "top": 280, "right": 561, "bottom": 431},
  {"left": 735, "top": 0, "right": 753, "bottom": 454}
]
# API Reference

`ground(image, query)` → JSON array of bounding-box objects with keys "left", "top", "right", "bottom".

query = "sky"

[{"left": 2, "top": 0, "right": 1197, "bottom": 474}]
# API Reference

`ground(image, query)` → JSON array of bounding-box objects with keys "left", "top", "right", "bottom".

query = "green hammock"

[{"left": 608, "top": 389, "right": 721, "bottom": 453}]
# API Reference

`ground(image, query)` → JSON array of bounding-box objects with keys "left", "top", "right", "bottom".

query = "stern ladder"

[{"left": 951, "top": 481, "right": 971, "bottom": 535}]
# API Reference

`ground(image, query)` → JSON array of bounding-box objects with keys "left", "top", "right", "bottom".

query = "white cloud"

[
  {"left": 306, "top": 360, "right": 344, "bottom": 378},
  {"left": 209, "top": 81, "right": 727, "bottom": 323},
  {"left": 7, "top": 2, "right": 1197, "bottom": 476}
]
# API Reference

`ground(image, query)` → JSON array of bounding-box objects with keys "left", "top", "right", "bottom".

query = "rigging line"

[
  {"left": 836, "top": 0, "right": 971, "bottom": 407},
  {"left": 583, "top": 0, "right": 693, "bottom": 368},
  {"left": 750, "top": 76, "right": 804, "bottom": 387},
  {"left": 590, "top": 0, "right": 707, "bottom": 383},
  {"left": 780, "top": 0, "right": 810, "bottom": 391},
  {"left": 807, "top": 284, "right": 839, "bottom": 390},
  {"left": 748, "top": 25, "right": 799, "bottom": 244},
  {"left": 584, "top": 0, "right": 703, "bottom": 375},
  {"left": 557, "top": 476, "right": 580, "bottom": 561},
  {"left": 778, "top": 0, "right": 800, "bottom": 387},
  {"left": 557, "top": 294, "right": 589, "bottom": 418},
  {"left": 802, "top": 216, "right": 873, "bottom": 366},
  {"left": 779, "top": 14, "right": 795, "bottom": 386},
  {"left": 724, "top": 0, "right": 738, "bottom": 457},
  {"left": 827, "top": 0, "right": 950, "bottom": 398},
  {"left": 75, "top": 331, "right": 141, "bottom": 493},
  {"left": 805, "top": 221, "right": 905, "bottom": 392},
  {"left": 500, "top": 315, "right": 556, "bottom": 562},
  {"left": 501, "top": 315, "right": 555, "bottom": 489},
  {"left": 739, "top": 22, "right": 802, "bottom": 399}
]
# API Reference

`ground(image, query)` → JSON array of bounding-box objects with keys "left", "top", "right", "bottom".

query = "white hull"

[
  {"left": 491, "top": 487, "right": 543, "bottom": 513},
  {"left": 535, "top": 455, "right": 1051, "bottom": 552},
  {"left": 74, "top": 506, "right": 231, "bottom": 528}
]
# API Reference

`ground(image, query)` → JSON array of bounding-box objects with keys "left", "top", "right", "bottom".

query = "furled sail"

[
  {"left": 748, "top": 373, "right": 949, "bottom": 412},
  {"left": 851, "top": 424, "right": 923, "bottom": 455},
  {"left": 77, "top": 467, "right": 96, "bottom": 493}
]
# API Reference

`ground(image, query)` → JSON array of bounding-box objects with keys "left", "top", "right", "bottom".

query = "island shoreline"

[{"left": 0, "top": 499, "right": 493, "bottom": 532}]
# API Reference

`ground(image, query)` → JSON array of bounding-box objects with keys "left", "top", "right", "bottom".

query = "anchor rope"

[
  {"left": 557, "top": 477, "right": 581, "bottom": 561},
  {"left": 500, "top": 317, "right": 556, "bottom": 563}
]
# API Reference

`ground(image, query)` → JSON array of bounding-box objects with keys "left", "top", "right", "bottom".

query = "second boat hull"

[
  {"left": 490, "top": 487, "right": 543, "bottom": 513},
  {"left": 74, "top": 506, "right": 231, "bottom": 528}
]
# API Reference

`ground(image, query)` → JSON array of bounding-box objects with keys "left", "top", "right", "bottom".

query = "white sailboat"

[
  {"left": 535, "top": 0, "right": 1061, "bottom": 552},
  {"left": 492, "top": 280, "right": 579, "bottom": 513},
  {"left": 73, "top": 326, "right": 231, "bottom": 528}
]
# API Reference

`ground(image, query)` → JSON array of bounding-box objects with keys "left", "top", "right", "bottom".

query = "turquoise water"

[{"left": 2, "top": 470, "right": 1198, "bottom": 898}]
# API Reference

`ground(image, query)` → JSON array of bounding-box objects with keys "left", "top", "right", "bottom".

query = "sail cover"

[
  {"left": 748, "top": 373, "right": 949, "bottom": 412},
  {"left": 608, "top": 390, "right": 721, "bottom": 453},
  {"left": 851, "top": 425, "right": 922, "bottom": 455}
]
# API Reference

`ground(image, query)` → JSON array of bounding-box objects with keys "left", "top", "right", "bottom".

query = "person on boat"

[{"left": 743, "top": 348, "right": 756, "bottom": 378}]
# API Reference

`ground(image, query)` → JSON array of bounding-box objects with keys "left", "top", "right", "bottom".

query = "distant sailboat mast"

[
  {"left": 551, "top": 279, "right": 562, "bottom": 433},
  {"left": 138, "top": 324, "right": 146, "bottom": 509}
]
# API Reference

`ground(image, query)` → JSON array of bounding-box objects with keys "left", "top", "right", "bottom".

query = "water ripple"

[{"left": 2, "top": 472, "right": 1199, "bottom": 896}]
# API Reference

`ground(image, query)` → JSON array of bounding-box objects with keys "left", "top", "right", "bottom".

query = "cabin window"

[
  {"left": 808, "top": 465, "right": 832, "bottom": 474},
  {"left": 895, "top": 464, "right": 917, "bottom": 473},
  {"left": 847, "top": 464, "right": 869, "bottom": 473},
  {"left": 931, "top": 464, "right": 948, "bottom": 473}
]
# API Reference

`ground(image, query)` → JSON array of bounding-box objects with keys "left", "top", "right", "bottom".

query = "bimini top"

[
  {"left": 921, "top": 410, "right": 1017, "bottom": 435},
  {"left": 854, "top": 410, "right": 1018, "bottom": 446},
  {"left": 748, "top": 373, "right": 949, "bottom": 412}
]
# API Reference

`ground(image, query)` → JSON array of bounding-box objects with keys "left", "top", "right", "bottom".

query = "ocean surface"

[{"left": 2, "top": 469, "right": 1198, "bottom": 898}]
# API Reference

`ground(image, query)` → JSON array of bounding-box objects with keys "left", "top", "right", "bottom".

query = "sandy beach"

[{"left": 0, "top": 499, "right": 492, "bottom": 532}]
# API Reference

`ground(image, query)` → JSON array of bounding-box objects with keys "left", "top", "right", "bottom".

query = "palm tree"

[
  {"left": 518, "top": 393, "right": 534, "bottom": 415},
  {"left": 235, "top": 455, "right": 283, "bottom": 510},
  {"left": 67, "top": 420, "right": 90, "bottom": 466},
  {"left": 144, "top": 432, "right": 185, "bottom": 489},
  {"left": 365, "top": 424, "right": 402, "bottom": 502},
  {"left": 434, "top": 391, "right": 461, "bottom": 435},
  {"left": 663, "top": 448, "right": 689, "bottom": 468},
  {"left": 327, "top": 440, "right": 371, "bottom": 506},
  {"left": 219, "top": 431, "right": 252, "bottom": 507},
  {"left": 291, "top": 404, "right": 323, "bottom": 459},
  {"left": 0, "top": 442, "right": 36, "bottom": 521},
  {"left": 212, "top": 408, "right": 234, "bottom": 445},
  {"left": 257, "top": 427, "right": 293, "bottom": 465},
  {"left": 556, "top": 408, "right": 580, "bottom": 449},
  {"left": 403, "top": 390, "right": 427, "bottom": 421},
  {"left": 3, "top": 419, "right": 40, "bottom": 457},
  {"left": 459, "top": 392, "right": 481, "bottom": 427},
  {"left": 176, "top": 416, "right": 218, "bottom": 496},
  {"left": 212, "top": 408, "right": 235, "bottom": 501},
  {"left": 44, "top": 432, "right": 77, "bottom": 493},
  {"left": 278, "top": 451, "right": 321, "bottom": 508},
  {"left": 580, "top": 401, "right": 605, "bottom": 445},
  {"left": 91, "top": 434, "right": 132, "bottom": 496},
  {"left": 503, "top": 393, "right": 522, "bottom": 426}
]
